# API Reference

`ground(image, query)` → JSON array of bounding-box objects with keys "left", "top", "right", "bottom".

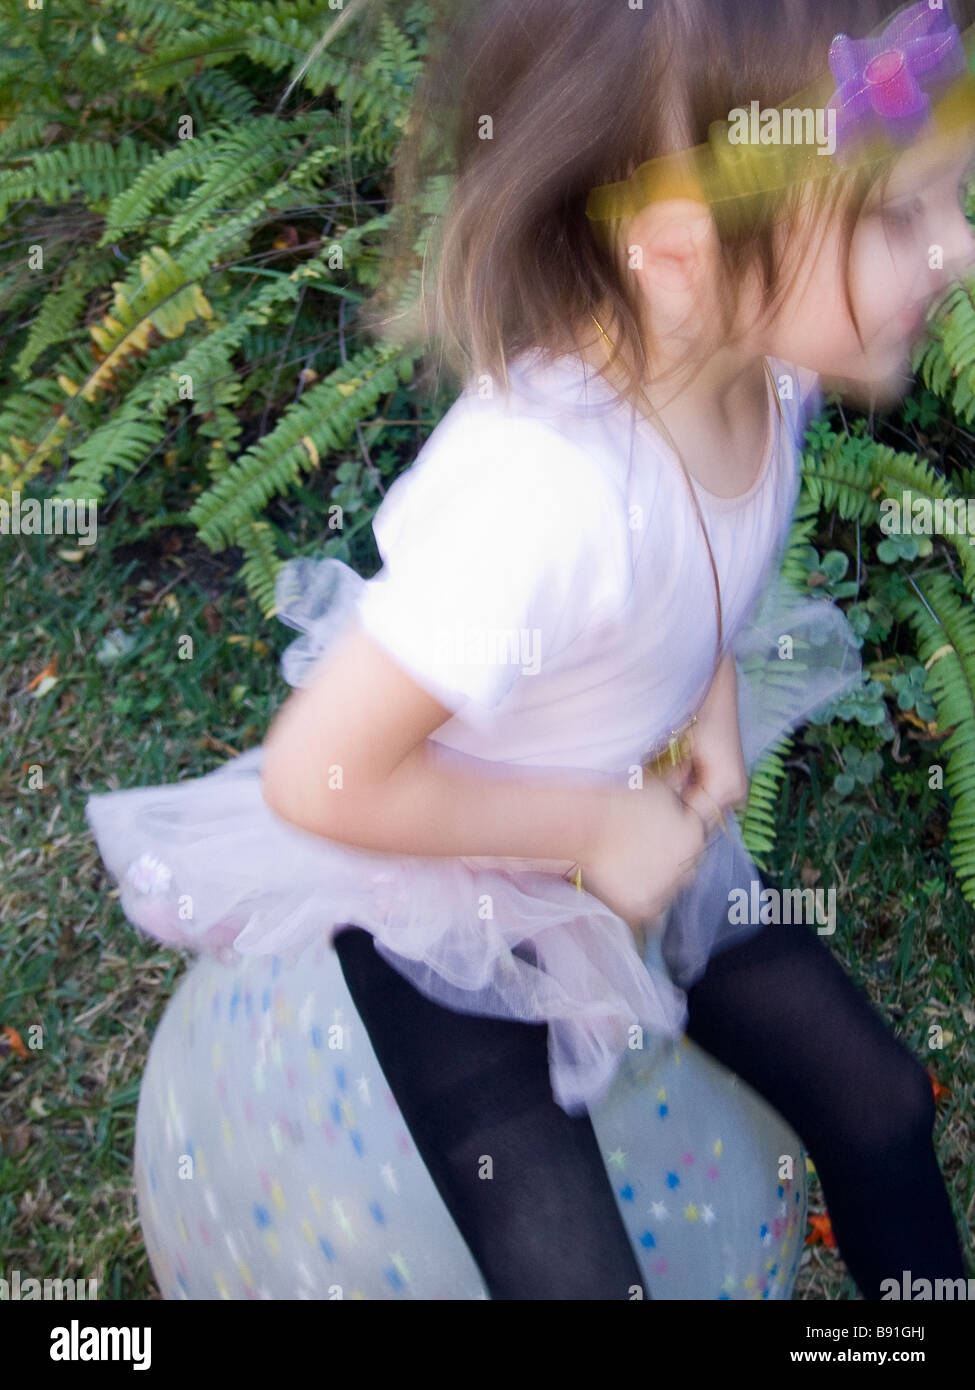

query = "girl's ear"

[{"left": 626, "top": 197, "right": 717, "bottom": 296}]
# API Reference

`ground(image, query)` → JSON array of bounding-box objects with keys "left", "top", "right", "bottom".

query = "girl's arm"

[
  {"left": 681, "top": 653, "right": 749, "bottom": 817},
  {"left": 261, "top": 619, "right": 711, "bottom": 929},
  {"left": 261, "top": 619, "right": 616, "bottom": 866}
]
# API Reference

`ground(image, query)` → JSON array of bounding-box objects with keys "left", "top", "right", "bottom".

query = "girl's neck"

[
  {"left": 579, "top": 315, "right": 767, "bottom": 428},
  {"left": 578, "top": 317, "right": 774, "bottom": 497}
]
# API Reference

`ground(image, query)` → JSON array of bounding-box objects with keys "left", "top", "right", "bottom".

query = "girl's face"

[{"left": 760, "top": 127, "right": 975, "bottom": 406}]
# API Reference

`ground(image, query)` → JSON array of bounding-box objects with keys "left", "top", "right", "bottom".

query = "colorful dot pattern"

[
  {"left": 588, "top": 1035, "right": 808, "bottom": 1300},
  {"left": 135, "top": 936, "right": 806, "bottom": 1300}
]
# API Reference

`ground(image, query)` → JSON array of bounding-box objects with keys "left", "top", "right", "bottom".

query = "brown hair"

[{"left": 357, "top": 0, "right": 975, "bottom": 408}]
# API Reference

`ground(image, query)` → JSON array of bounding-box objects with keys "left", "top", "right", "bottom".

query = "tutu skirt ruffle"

[{"left": 86, "top": 555, "right": 862, "bottom": 1116}]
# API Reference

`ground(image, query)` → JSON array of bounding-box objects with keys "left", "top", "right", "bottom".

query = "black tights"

[{"left": 333, "top": 916, "right": 965, "bottom": 1300}]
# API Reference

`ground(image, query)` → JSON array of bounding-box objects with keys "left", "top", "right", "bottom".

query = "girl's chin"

[{"left": 824, "top": 363, "right": 914, "bottom": 410}]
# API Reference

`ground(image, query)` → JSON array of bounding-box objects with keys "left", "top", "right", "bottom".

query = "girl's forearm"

[
  {"left": 702, "top": 651, "right": 739, "bottom": 717},
  {"left": 264, "top": 735, "right": 621, "bottom": 869}
]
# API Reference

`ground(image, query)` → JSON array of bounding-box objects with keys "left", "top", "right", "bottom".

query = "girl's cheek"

[
  {"left": 858, "top": 223, "right": 929, "bottom": 313},
  {"left": 846, "top": 238, "right": 906, "bottom": 337}
]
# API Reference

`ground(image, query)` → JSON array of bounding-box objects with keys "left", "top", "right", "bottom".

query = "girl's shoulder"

[
  {"left": 401, "top": 349, "right": 631, "bottom": 508},
  {"left": 368, "top": 355, "right": 633, "bottom": 569}
]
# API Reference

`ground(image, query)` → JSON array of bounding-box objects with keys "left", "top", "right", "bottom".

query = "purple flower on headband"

[{"left": 827, "top": 1, "right": 967, "bottom": 155}]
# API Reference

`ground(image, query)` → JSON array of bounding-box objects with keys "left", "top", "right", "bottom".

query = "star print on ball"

[{"left": 134, "top": 931, "right": 807, "bottom": 1299}]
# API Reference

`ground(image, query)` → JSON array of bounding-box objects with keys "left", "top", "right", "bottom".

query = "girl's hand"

[{"left": 582, "top": 779, "right": 709, "bottom": 933}]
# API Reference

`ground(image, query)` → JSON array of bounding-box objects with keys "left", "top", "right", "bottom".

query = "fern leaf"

[
  {"left": 97, "top": 125, "right": 238, "bottom": 246},
  {"left": 0, "top": 137, "right": 153, "bottom": 220},
  {"left": 237, "top": 519, "right": 285, "bottom": 617},
  {"left": 799, "top": 424, "right": 879, "bottom": 522},
  {"left": 57, "top": 413, "right": 169, "bottom": 500},
  {"left": 874, "top": 446, "right": 975, "bottom": 591},
  {"left": 738, "top": 734, "right": 794, "bottom": 860},
  {"left": 188, "top": 344, "right": 412, "bottom": 550},
  {"left": 899, "top": 572, "right": 975, "bottom": 906},
  {"left": 13, "top": 277, "right": 89, "bottom": 380},
  {"left": 917, "top": 278, "right": 975, "bottom": 425}
]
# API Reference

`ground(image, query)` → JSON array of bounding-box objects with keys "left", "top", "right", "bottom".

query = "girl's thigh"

[
  {"left": 682, "top": 917, "right": 935, "bottom": 1154},
  {"left": 332, "top": 923, "right": 646, "bottom": 1299}
]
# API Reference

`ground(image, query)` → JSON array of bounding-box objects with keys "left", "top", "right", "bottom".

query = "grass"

[
  {"left": 0, "top": 502, "right": 972, "bottom": 1302},
  {"left": 0, "top": 514, "right": 285, "bottom": 1298}
]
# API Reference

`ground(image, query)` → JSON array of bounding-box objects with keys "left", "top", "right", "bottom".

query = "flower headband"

[{"left": 585, "top": 0, "right": 975, "bottom": 230}]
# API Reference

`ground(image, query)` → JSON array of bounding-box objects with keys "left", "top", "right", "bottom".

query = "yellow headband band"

[{"left": 586, "top": 6, "right": 975, "bottom": 228}]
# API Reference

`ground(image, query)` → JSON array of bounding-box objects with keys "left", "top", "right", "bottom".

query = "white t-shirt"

[{"left": 354, "top": 348, "right": 821, "bottom": 775}]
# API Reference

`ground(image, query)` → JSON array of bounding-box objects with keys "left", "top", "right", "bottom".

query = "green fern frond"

[
  {"left": 126, "top": 27, "right": 253, "bottom": 94},
  {"left": 261, "top": 9, "right": 423, "bottom": 151},
  {"left": 799, "top": 425, "right": 879, "bottom": 523},
  {"left": 898, "top": 572, "right": 975, "bottom": 906},
  {"left": 780, "top": 490, "right": 823, "bottom": 590},
  {"left": 876, "top": 440, "right": 956, "bottom": 499},
  {"left": 951, "top": 462, "right": 975, "bottom": 511},
  {"left": 117, "top": 0, "right": 196, "bottom": 37},
  {"left": 188, "top": 344, "right": 413, "bottom": 549},
  {"left": 916, "top": 279, "right": 975, "bottom": 424},
  {"left": 10, "top": 248, "right": 213, "bottom": 482},
  {"left": 161, "top": 117, "right": 337, "bottom": 249},
  {"left": 0, "top": 112, "right": 49, "bottom": 161},
  {"left": 0, "top": 137, "right": 153, "bottom": 219},
  {"left": 874, "top": 446, "right": 975, "bottom": 592},
  {"left": 237, "top": 519, "right": 284, "bottom": 617},
  {"left": 738, "top": 734, "right": 795, "bottom": 860},
  {"left": 166, "top": 146, "right": 342, "bottom": 278},
  {"left": 188, "top": 68, "right": 260, "bottom": 124},
  {"left": 96, "top": 125, "right": 238, "bottom": 246},
  {"left": 0, "top": 377, "right": 69, "bottom": 448},
  {"left": 0, "top": 380, "right": 72, "bottom": 494},
  {"left": 58, "top": 411, "right": 169, "bottom": 500},
  {"left": 13, "top": 277, "right": 89, "bottom": 380}
]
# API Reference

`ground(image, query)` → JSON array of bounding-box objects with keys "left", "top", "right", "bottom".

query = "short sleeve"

[{"left": 354, "top": 409, "right": 632, "bottom": 714}]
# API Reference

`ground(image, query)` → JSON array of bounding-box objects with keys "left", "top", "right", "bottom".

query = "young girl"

[{"left": 87, "top": 0, "right": 975, "bottom": 1299}]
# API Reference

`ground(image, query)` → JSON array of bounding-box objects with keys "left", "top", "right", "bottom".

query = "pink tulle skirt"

[{"left": 85, "top": 555, "right": 862, "bottom": 1116}]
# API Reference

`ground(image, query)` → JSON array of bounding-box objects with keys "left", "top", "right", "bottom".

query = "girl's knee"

[
  {"left": 897, "top": 1054, "right": 937, "bottom": 1138},
  {"left": 855, "top": 1051, "right": 936, "bottom": 1158}
]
